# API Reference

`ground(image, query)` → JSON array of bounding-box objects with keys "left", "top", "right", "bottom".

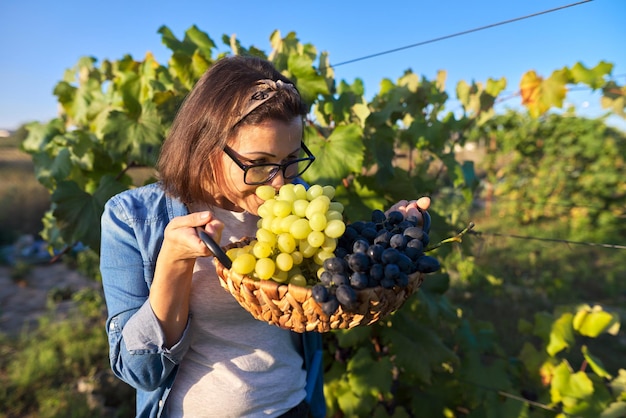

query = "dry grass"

[{"left": 0, "top": 147, "right": 50, "bottom": 245}]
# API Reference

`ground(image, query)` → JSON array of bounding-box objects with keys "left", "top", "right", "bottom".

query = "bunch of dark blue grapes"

[{"left": 312, "top": 209, "right": 440, "bottom": 315}]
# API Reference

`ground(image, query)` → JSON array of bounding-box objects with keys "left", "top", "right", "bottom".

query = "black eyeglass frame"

[{"left": 223, "top": 142, "right": 316, "bottom": 185}]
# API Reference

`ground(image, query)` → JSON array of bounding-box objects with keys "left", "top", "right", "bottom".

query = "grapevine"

[{"left": 17, "top": 24, "right": 625, "bottom": 417}]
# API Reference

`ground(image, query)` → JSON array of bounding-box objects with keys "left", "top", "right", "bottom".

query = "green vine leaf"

[
  {"left": 287, "top": 54, "right": 329, "bottom": 105},
  {"left": 547, "top": 312, "right": 575, "bottom": 356},
  {"left": 60, "top": 59, "right": 108, "bottom": 127},
  {"left": 22, "top": 120, "right": 64, "bottom": 154},
  {"left": 51, "top": 175, "right": 127, "bottom": 251},
  {"left": 302, "top": 124, "right": 364, "bottom": 185},
  {"left": 333, "top": 179, "right": 387, "bottom": 223},
  {"left": 168, "top": 52, "right": 199, "bottom": 90},
  {"left": 542, "top": 68, "right": 570, "bottom": 109},
  {"left": 364, "top": 124, "right": 395, "bottom": 180},
  {"left": 601, "top": 82, "right": 626, "bottom": 117},
  {"left": 47, "top": 147, "right": 72, "bottom": 183},
  {"left": 335, "top": 326, "right": 371, "bottom": 348},
  {"left": 158, "top": 25, "right": 196, "bottom": 56},
  {"left": 581, "top": 345, "right": 612, "bottom": 379},
  {"left": 384, "top": 311, "right": 458, "bottom": 384},
  {"left": 608, "top": 370, "right": 626, "bottom": 403},
  {"left": 336, "top": 385, "right": 365, "bottom": 417},
  {"left": 550, "top": 361, "right": 594, "bottom": 408},
  {"left": 347, "top": 347, "right": 393, "bottom": 398},
  {"left": 570, "top": 61, "right": 613, "bottom": 89},
  {"left": 359, "top": 167, "right": 420, "bottom": 206},
  {"left": 184, "top": 25, "right": 217, "bottom": 59},
  {"left": 113, "top": 66, "right": 142, "bottom": 117},
  {"left": 102, "top": 101, "right": 164, "bottom": 166},
  {"left": 572, "top": 305, "right": 620, "bottom": 338},
  {"left": 601, "top": 401, "right": 626, "bottom": 418},
  {"left": 66, "top": 130, "right": 97, "bottom": 171}
]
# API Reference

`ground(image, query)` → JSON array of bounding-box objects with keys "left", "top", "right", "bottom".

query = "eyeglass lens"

[{"left": 245, "top": 159, "right": 312, "bottom": 184}]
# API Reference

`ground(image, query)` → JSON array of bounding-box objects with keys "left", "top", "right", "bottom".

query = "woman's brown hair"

[{"left": 157, "top": 55, "right": 307, "bottom": 204}]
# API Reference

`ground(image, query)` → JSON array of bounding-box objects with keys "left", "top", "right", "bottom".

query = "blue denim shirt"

[{"left": 100, "top": 182, "right": 326, "bottom": 418}]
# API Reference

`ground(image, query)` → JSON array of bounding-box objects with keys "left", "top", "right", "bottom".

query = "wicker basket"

[{"left": 213, "top": 239, "right": 425, "bottom": 333}]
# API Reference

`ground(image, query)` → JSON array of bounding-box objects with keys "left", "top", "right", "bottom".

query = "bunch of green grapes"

[{"left": 227, "top": 183, "right": 346, "bottom": 286}]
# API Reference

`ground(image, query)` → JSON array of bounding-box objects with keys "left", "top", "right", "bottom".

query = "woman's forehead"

[{"left": 230, "top": 118, "right": 303, "bottom": 151}]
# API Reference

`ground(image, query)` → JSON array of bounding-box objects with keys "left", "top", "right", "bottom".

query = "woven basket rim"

[{"left": 214, "top": 237, "right": 424, "bottom": 333}]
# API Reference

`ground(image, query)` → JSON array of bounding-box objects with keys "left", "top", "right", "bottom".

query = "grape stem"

[{"left": 425, "top": 222, "right": 475, "bottom": 252}]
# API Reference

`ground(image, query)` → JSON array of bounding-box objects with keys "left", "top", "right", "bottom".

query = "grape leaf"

[
  {"left": 335, "top": 326, "right": 371, "bottom": 348},
  {"left": 51, "top": 175, "right": 127, "bottom": 251},
  {"left": 573, "top": 306, "right": 620, "bottom": 338},
  {"left": 69, "top": 71, "right": 107, "bottom": 127},
  {"left": 609, "top": 370, "right": 626, "bottom": 400},
  {"left": 333, "top": 179, "right": 387, "bottom": 223},
  {"left": 115, "top": 71, "right": 141, "bottom": 118},
  {"left": 67, "top": 130, "right": 96, "bottom": 171},
  {"left": 158, "top": 25, "right": 196, "bottom": 56},
  {"left": 31, "top": 152, "right": 59, "bottom": 188},
  {"left": 542, "top": 68, "right": 569, "bottom": 109},
  {"left": 287, "top": 54, "right": 329, "bottom": 105},
  {"left": 383, "top": 311, "right": 458, "bottom": 384},
  {"left": 601, "top": 82, "right": 626, "bottom": 117},
  {"left": 168, "top": 51, "right": 197, "bottom": 90},
  {"left": 581, "top": 345, "right": 611, "bottom": 379},
  {"left": 570, "top": 61, "right": 613, "bottom": 89},
  {"left": 485, "top": 77, "right": 507, "bottom": 97},
  {"left": 53, "top": 81, "right": 78, "bottom": 114},
  {"left": 102, "top": 101, "right": 164, "bottom": 166},
  {"left": 359, "top": 167, "right": 420, "bottom": 206},
  {"left": 518, "top": 342, "right": 545, "bottom": 379},
  {"left": 364, "top": 124, "right": 395, "bottom": 180},
  {"left": 184, "top": 25, "right": 216, "bottom": 59},
  {"left": 22, "top": 120, "right": 63, "bottom": 153},
  {"left": 336, "top": 386, "right": 365, "bottom": 417},
  {"left": 551, "top": 361, "right": 594, "bottom": 401},
  {"left": 520, "top": 70, "right": 548, "bottom": 117},
  {"left": 547, "top": 312, "right": 575, "bottom": 356},
  {"left": 302, "top": 124, "right": 364, "bottom": 185},
  {"left": 48, "top": 147, "right": 73, "bottom": 182},
  {"left": 347, "top": 347, "right": 393, "bottom": 397},
  {"left": 601, "top": 402, "right": 626, "bottom": 418}
]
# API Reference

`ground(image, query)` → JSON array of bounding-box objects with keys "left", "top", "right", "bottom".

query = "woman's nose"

[{"left": 269, "top": 169, "right": 286, "bottom": 188}]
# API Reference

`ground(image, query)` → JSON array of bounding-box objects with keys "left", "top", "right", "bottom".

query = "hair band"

[{"left": 238, "top": 79, "right": 298, "bottom": 122}]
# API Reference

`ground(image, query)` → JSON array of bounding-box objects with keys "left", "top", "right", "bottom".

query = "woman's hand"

[
  {"left": 150, "top": 211, "right": 224, "bottom": 347},
  {"left": 161, "top": 211, "right": 225, "bottom": 262},
  {"left": 386, "top": 197, "right": 431, "bottom": 222}
]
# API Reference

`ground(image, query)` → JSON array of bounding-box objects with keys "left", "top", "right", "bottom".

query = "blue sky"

[{"left": 1, "top": 0, "right": 624, "bottom": 131}]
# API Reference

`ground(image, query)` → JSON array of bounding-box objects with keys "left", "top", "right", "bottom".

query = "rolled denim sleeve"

[{"left": 101, "top": 192, "right": 192, "bottom": 392}]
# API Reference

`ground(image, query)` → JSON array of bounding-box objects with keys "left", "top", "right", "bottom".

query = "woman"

[{"left": 100, "top": 55, "right": 429, "bottom": 417}]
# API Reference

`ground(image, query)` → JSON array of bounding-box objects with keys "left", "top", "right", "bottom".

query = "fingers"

[
  {"left": 387, "top": 197, "right": 431, "bottom": 220},
  {"left": 201, "top": 217, "right": 224, "bottom": 245},
  {"left": 416, "top": 196, "right": 431, "bottom": 211},
  {"left": 405, "top": 206, "right": 422, "bottom": 220},
  {"left": 179, "top": 210, "right": 214, "bottom": 227},
  {"left": 162, "top": 211, "right": 224, "bottom": 260},
  {"left": 386, "top": 200, "right": 409, "bottom": 214},
  {"left": 191, "top": 212, "right": 224, "bottom": 249}
]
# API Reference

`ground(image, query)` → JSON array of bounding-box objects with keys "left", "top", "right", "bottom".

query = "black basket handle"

[{"left": 196, "top": 227, "right": 232, "bottom": 269}]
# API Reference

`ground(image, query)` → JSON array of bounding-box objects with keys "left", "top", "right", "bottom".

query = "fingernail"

[{"left": 200, "top": 211, "right": 210, "bottom": 219}]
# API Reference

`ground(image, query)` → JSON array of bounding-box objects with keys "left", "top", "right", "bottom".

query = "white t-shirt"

[{"left": 166, "top": 206, "right": 307, "bottom": 417}]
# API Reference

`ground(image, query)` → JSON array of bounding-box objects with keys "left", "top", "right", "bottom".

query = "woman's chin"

[{"left": 242, "top": 197, "right": 263, "bottom": 215}]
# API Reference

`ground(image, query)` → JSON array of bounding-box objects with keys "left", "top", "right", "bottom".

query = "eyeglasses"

[{"left": 223, "top": 142, "right": 316, "bottom": 185}]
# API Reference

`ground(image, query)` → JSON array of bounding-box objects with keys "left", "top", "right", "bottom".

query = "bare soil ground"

[{"left": 0, "top": 262, "right": 99, "bottom": 336}]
